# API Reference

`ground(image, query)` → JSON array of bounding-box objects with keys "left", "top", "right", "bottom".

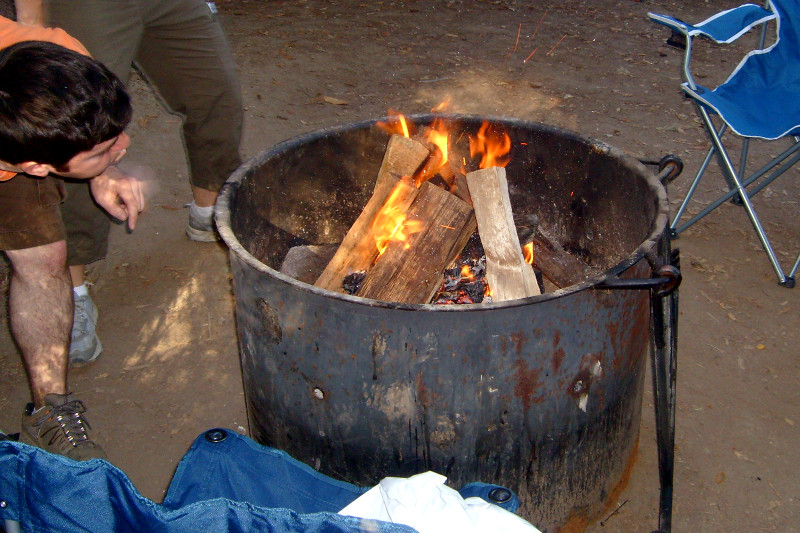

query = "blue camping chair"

[
  {"left": 0, "top": 428, "right": 521, "bottom": 533},
  {"left": 649, "top": 1, "right": 800, "bottom": 287}
]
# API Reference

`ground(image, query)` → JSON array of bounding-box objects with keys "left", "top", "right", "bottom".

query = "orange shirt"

[
  {"left": 0, "top": 170, "right": 17, "bottom": 181},
  {"left": 0, "top": 16, "right": 90, "bottom": 182},
  {"left": 0, "top": 15, "right": 89, "bottom": 55}
]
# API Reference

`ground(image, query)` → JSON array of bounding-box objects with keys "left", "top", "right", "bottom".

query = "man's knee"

[{"left": 5, "top": 240, "right": 69, "bottom": 281}]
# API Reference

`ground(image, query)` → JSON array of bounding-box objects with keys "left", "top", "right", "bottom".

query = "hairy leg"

[
  {"left": 6, "top": 240, "right": 72, "bottom": 407},
  {"left": 192, "top": 186, "right": 218, "bottom": 208},
  {"left": 69, "top": 264, "right": 85, "bottom": 287}
]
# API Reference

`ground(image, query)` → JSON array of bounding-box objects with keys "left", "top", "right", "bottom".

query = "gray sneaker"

[
  {"left": 70, "top": 292, "right": 102, "bottom": 366},
  {"left": 186, "top": 210, "right": 220, "bottom": 242},
  {"left": 21, "top": 393, "right": 107, "bottom": 461}
]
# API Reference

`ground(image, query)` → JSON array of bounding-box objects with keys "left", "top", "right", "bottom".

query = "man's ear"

[{"left": 18, "top": 162, "right": 56, "bottom": 177}]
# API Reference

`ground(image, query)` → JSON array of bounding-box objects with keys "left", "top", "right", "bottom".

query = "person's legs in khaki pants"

[{"left": 46, "top": 0, "right": 243, "bottom": 363}]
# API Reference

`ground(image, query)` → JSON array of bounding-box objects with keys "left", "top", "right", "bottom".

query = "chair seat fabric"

[{"left": 685, "top": 79, "right": 800, "bottom": 140}]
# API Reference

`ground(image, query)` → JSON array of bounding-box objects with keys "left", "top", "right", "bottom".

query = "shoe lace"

[
  {"left": 36, "top": 400, "right": 94, "bottom": 449},
  {"left": 73, "top": 297, "right": 91, "bottom": 334}
]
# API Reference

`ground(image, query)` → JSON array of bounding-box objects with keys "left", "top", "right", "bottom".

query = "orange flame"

[
  {"left": 412, "top": 117, "right": 451, "bottom": 187},
  {"left": 427, "top": 124, "right": 449, "bottom": 168},
  {"left": 399, "top": 115, "right": 410, "bottom": 137},
  {"left": 469, "top": 121, "right": 511, "bottom": 168},
  {"left": 460, "top": 265, "right": 473, "bottom": 281},
  {"left": 523, "top": 242, "right": 534, "bottom": 265},
  {"left": 373, "top": 183, "right": 423, "bottom": 256},
  {"left": 431, "top": 98, "right": 450, "bottom": 112},
  {"left": 377, "top": 112, "right": 411, "bottom": 138},
  {"left": 380, "top": 109, "right": 515, "bottom": 184},
  {"left": 427, "top": 100, "right": 450, "bottom": 168}
]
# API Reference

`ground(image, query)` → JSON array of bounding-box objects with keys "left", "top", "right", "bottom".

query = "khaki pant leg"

[
  {"left": 46, "top": 0, "right": 144, "bottom": 265},
  {"left": 134, "top": 0, "right": 243, "bottom": 192}
]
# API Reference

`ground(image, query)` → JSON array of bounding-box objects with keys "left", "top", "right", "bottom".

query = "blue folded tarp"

[{"left": 0, "top": 428, "right": 517, "bottom": 533}]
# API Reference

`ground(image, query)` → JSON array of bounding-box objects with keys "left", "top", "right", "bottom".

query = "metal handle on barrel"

[{"left": 598, "top": 154, "right": 682, "bottom": 533}]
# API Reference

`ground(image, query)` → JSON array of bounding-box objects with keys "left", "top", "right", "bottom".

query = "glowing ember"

[{"left": 435, "top": 257, "right": 489, "bottom": 305}]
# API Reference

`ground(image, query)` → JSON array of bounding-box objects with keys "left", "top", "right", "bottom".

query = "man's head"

[{"left": 0, "top": 40, "right": 132, "bottom": 177}]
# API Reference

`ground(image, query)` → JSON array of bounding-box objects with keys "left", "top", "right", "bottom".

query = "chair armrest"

[
  {"left": 649, "top": 4, "right": 776, "bottom": 44},
  {"left": 649, "top": 4, "right": 776, "bottom": 90}
]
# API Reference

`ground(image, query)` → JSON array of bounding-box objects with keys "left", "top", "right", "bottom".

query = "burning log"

[
  {"left": 315, "top": 178, "right": 419, "bottom": 292},
  {"left": 317, "top": 117, "right": 589, "bottom": 303},
  {"left": 373, "top": 134, "right": 431, "bottom": 191},
  {"left": 356, "top": 181, "right": 476, "bottom": 303},
  {"left": 449, "top": 171, "right": 472, "bottom": 206},
  {"left": 315, "top": 135, "right": 429, "bottom": 293},
  {"left": 514, "top": 213, "right": 594, "bottom": 288},
  {"left": 445, "top": 142, "right": 473, "bottom": 206},
  {"left": 418, "top": 147, "right": 473, "bottom": 206},
  {"left": 529, "top": 227, "right": 594, "bottom": 288},
  {"left": 466, "top": 167, "right": 541, "bottom": 301}
]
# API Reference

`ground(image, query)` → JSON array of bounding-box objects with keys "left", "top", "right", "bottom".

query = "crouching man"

[{"left": 0, "top": 36, "right": 143, "bottom": 460}]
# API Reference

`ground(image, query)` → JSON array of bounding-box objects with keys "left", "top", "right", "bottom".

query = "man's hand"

[{"left": 89, "top": 165, "right": 145, "bottom": 230}]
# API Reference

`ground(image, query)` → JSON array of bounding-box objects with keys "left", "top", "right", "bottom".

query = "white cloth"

[{"left": 338, "top": 471, "right": 541, "bottom": 533}]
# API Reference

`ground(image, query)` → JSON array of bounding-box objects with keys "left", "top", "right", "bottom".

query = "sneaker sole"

[
  {"left": 186, "top": 225, "right": 221, "bottom": 242},
  {"left": 70, "top": 337, "right": 103, "bottom": 368}
]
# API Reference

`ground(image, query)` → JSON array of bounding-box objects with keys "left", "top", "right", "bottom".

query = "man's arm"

[
  {"left": 89, "top": 166, "right": 145, "bottom": 230},
  {"left": 13, "top": 0, "right": 44, "bottom": 26}
]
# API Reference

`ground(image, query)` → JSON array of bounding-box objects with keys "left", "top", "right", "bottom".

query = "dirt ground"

[{"left": 2, "top": 0, "right": 799, "bottom": 531}]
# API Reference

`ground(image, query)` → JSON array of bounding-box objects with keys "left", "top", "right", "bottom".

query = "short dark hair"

[{"left": 0, "top": 40, "right": 132, "bottom": 170}]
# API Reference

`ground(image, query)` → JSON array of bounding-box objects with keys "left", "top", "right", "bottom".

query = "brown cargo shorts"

[{"left": 0, "top": 174, "right": 66, "bottom": 251}]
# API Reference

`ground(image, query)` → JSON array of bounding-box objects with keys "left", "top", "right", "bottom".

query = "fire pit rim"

[{"left": 216, "top": 113, "right": 670, "bottom": 311}]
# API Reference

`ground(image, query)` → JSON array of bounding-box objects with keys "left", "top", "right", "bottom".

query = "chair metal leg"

[
  {"left": 669, "top": 144, "right": 716, "bottom": 236},
  {"left": 672, "top": 124, "right": 800, "bottom": 239},
  {"left": 790, "top": 253, "right": 800, "bottom": 281},
  {"left": 698, "top": 105, "right": 791, "bottom": 285},
  {"left": 738, "top": 137, "right": 750, "bottom": 179},
  {"left": 733, "top": 137, "right": 751, "bottom": 205},
  {"left": 746, "top": 140, "right": 800, "bottom": 197},
  {"left": 673, "top": 143, "right": 800, "bottom": 238}
]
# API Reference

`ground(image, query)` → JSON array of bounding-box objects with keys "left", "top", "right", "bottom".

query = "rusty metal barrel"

[{"left": 216, "top": 115, "right": 669, "bottom": 532}]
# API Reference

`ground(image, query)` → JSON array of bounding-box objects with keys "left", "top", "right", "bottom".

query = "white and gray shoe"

[
  {"left": 69, "top": 293, "right": 102, "bottom": 367},
  {"left": 186, "top": 204, "right": 220, "bottom": 242}
]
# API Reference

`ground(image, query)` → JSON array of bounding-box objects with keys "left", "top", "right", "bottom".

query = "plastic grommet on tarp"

[
  {"left": 458, "top": 482, "right": 520, "bottom": 513},
  {"left": 204, "top": 428, "right": 228, "bottom": 443},
  {"left": 488, "top": 487, "right": 513, "bottom": 504}
]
